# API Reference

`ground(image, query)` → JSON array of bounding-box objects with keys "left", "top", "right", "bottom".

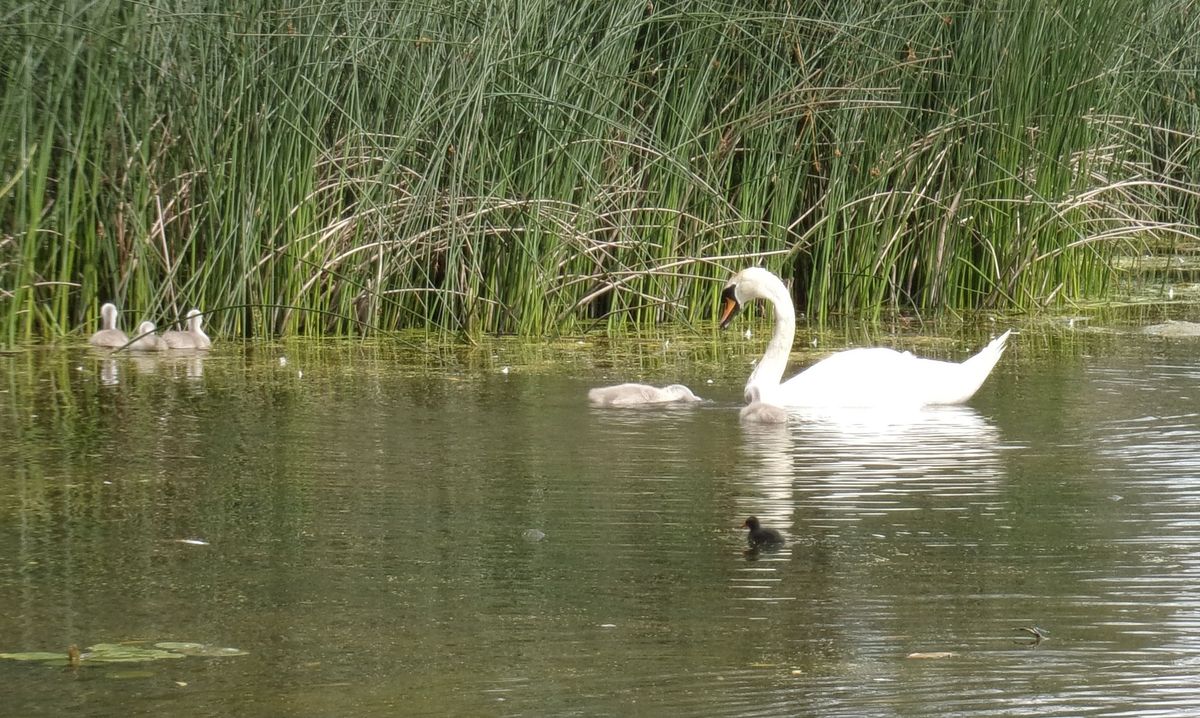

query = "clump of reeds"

[{"left": 1, "top": 0, "right": 1197, "bottom": 341}]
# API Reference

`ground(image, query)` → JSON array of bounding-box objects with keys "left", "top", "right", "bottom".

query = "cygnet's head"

[
  {"left": 186, "top": 308, "right": 204, "bottom": 331},
  {"left": 137, "top": 321, "right": 157, "bottom": 335},
  {"left": 101, "top": 302, "right": 120, "bottom": 327}
]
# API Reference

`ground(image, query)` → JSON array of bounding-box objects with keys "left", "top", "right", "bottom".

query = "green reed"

[{"left": 1, "top": 0, "right": 1197, "bottom": 342}]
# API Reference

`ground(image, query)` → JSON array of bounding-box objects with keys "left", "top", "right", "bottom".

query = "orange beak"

[{"left": 719, "top": 285, "right": 741, "bottom": 329}]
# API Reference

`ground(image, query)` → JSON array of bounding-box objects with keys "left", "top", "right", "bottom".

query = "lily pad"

[
  {"left": 0, "top": 652, "right": 69, "bottom": 662},
  {"left": 153, "top": 642, "right": 206, "bottom": 652},
  {"left": 106, "top": 670, "right": 158, "bottom": 680},
  {"left": 86, "top": 644, "right": 186, "bottom": 663},
  {"left": 154, "top": 642, "right": 248, "bottom": 657},
  {"left": 1, "top": 641, "right": 248, "bottom": 665}
]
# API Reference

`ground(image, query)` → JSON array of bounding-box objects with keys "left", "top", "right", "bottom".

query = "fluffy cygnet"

[
  {"left": 126, "top": 321, "right": 167, "bottom": 352},
  {"left": 162, "top": 309, "right": 212, "bottom": 350},
  {"left": 739, "top": 401, "right": 790, "bottom": 424},
  {"left": 88, "top": 303, "right": 129, "bottom": 348},
  {"left": 587, "top": 383, "right": 702, "bottom": 407}
]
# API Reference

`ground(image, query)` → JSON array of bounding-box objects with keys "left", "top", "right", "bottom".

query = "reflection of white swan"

[
  {"left": 719, "top": 267, "right": 1011, "bottom": 407},
  {"left": 738, "top": 405, "right": 1005, "bottom": 519},
  {"left": 790, "top": 404, "right": 999, "bottom": 444},
  {"left": 588, "top": 383, "right": 702, "bottom": 406},
  {"left": 163, "top": 309, "right": 212, "bottom": 350},
  {"left": 88, "top": 303, "right": 129, "bottom": 348},
  {"left": 795, "top": 406, "right": 1004, "bottom": 499},
  {"left": 127, "top": 321, "right": 167, "bottom": 352}
]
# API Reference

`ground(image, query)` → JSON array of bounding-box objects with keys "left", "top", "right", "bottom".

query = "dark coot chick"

[{"left": 743, "top": 516, "right": 785, "bottom": 548}]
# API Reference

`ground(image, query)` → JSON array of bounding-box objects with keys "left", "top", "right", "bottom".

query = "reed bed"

[{"left": 1, "top": 0, "right": 1197, "bottom": 340}]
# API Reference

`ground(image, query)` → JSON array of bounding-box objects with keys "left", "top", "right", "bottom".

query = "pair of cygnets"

[
  {"left": 586, "top": 382, "right": 788, "bottom": 427},
  {"left": 88, "top": 303, "right": 211, "bottom": 352},
  {"left": 587, "top": 381, "right": 789, "bottom": 425}
]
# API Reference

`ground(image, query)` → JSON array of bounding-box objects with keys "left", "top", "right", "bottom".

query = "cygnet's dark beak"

[{"left": 719, "top": 284, "right": 741, "bottom": 330}]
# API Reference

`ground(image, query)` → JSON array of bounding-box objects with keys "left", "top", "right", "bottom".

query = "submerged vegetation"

[{"left": 1, "top": 0, "right": 1197, "bottom": 340}]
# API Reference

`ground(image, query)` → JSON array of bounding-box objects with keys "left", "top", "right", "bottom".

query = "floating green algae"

[
  {"left": 153, "top": 642, "right": 248, "bottom": 657},
  {"left": 0, "top": 641, "right": 247, "bottom": 666}
]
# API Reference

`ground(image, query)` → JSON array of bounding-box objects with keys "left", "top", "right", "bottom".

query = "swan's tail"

[
  {"left": 951, "top": 329, "right": 1011, "bottom": 402},
  {"left": 967, "top": 329, "right": 1012, "bottom": 370}
]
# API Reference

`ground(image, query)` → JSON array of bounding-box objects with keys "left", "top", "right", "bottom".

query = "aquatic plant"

[
  {"left": 0, "top": 642, "right": 247, "bottom": 666},
  {"left": 1, "top": 0, "right": 1197, "bottom": 340}
]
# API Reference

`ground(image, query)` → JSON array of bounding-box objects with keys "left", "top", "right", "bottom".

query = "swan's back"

[
  {"left": 774, "top": 348, "right": 929, "bottom": 407},
  {"left": 770, "top": 331, "right": 1011, "bottom": 408}
]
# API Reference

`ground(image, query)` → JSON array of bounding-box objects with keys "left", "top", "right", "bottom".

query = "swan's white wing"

[
  {"left": 768, "top": 348, "right": 930, "bottom": 407},
  {"left": 766, "top": 333, "right": 1009, "bottom": 408},
  {"left": 769, "top": 349, "right": 982, "bottom": 407}
]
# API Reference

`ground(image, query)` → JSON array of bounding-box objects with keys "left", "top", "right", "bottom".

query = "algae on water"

[{"left": 0, "top": 641, "right": 248, "bottom": 666}]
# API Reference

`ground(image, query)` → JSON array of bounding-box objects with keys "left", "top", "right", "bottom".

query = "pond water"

[{"left": 2, "top": 321, "right": 1200, "bottom": 717}]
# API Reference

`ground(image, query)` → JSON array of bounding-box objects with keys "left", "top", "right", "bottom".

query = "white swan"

[
  {"left": 126, "top": 321, "right": 167, "bottom": 352},
  {"left": 719, "top": 267, "right": 1011, "bottom": 408},
  {"left": 588, "top": 383, "right": 702, "bottom": 407},
  {"left": 88, "top": 302, "right": 129, "bottom": 348},
  {"left": 163, "top": 309, "right": 212, "bottom": 350}
]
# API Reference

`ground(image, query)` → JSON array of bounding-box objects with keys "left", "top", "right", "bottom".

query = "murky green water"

[{"left": 2, "top": 321, "right": 1200, "bottom": 716}]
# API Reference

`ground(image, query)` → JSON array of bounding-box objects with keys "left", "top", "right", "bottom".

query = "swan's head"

[
  {"left": 743, "top": 516, "right": 761, "bottom": 530},
  {"left": 719, "top": 267, "right": 782, "bottom": 329},
  {"left": 136, "top": 321, "right": 156, "bottom": 335},
  {"left": 186, "top": 308, "right": 203, "bottom": 331}
]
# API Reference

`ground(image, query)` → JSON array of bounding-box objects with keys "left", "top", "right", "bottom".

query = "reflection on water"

[
  {"left": 735, "top": 406, "right": 1003, "bottom": 576},
  {"left": 2, "top": 331, "right": 1200, "bottom": 716},
  {"left": 94, "top": 350, "right": 208, "bottom": 386},
  {"left": 740, "top": 405, "right": 1002, "bottom": 503}
]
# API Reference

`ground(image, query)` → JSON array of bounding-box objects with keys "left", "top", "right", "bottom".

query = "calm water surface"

[{"left": 1, "top": 325, "right": 1199, "bottom": 716}]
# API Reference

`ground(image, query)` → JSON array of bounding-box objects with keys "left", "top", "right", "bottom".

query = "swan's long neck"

[{"left": 746, "top": 277, "right": 796, "bottom": 396}]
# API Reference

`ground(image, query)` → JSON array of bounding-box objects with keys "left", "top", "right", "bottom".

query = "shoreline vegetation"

[{"left": 1, "top": 0, "right": 1197, "bottom": 341}]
